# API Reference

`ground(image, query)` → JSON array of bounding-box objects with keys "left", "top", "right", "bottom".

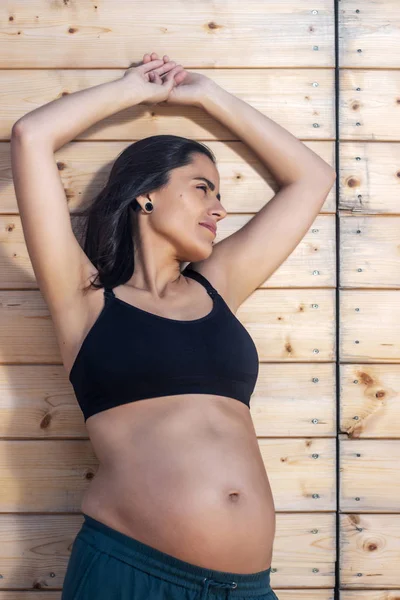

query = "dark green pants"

[{"left": 62, "top": 513, "right": 279, "bottom": 600}]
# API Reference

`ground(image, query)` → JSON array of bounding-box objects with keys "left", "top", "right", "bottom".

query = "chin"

[{"left": 183, "top": 245, "right": 212, "bottom": 263}]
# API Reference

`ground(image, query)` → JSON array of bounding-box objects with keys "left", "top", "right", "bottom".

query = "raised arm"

[
  {"left": 189, "top": 83, "right": 336, "bottom": 312},
  {"left": 10, "top": 62, "right": 161, "bottom": 369},
  {"left": 11, "top": 77, "right": 133, "bottom": 316}
]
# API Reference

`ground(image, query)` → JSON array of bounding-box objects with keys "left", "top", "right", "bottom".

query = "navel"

[{"left": 227, "top": 491, "right": 241, "bottom": 503}]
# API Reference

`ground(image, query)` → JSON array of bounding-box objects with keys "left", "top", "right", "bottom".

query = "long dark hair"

[{"left": 74, "top": 135, "right": 216, "bottom": 294}]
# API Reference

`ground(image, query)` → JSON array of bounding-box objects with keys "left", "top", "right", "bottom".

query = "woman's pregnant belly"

[{"left": 81, "top": 394, "right": 276, "bottom": 574}]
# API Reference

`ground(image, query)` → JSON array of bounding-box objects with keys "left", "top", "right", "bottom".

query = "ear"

[{"left": 134, "top": 193, "right": 152, "bottom": 212}]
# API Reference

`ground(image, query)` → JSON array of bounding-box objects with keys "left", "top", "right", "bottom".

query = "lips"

[{"left": 200, "top": 223, "right": 216, "bottom": 235}]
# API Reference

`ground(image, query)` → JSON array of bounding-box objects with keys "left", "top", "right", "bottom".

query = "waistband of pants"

[{"left": 78, "top": 513, "right": 272, "bottom": 597}]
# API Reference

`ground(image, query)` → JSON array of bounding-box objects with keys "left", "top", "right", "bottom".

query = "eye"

[{"left": 197, "top": 185, "right": 207, "bottom": 194}]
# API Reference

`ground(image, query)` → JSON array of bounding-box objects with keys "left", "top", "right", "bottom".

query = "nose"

[
  {"left": 216, "top": 203, "right": 227, "bottom": 219},
  {"left": 209, "top": 205, "right": 227, "bottom": 224}
]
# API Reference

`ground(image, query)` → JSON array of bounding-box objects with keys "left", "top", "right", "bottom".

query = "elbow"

[
  {"left": 11, "top": 119, "right": 22, "bottom": 137},
  {"left": 316, "top": 167, "right": 337, "bottom": 188},
  {"left": 300, "top": 167, "right": 336, "bottom": 188},
  {"left": 11, "top": 119, "right": 35, "bottom": 140},
  {"left": 326, "top": 167, "right": 337, "bottom": 180},
  {"left": 319, "top": 165, "right": 336, "bottom": 181},
  {"left": 11, "top": 119, "right": 25, "bottom": 138}
]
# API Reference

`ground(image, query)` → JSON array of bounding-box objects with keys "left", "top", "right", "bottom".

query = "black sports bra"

[{"left": 69, "top": 266, "right": 259, "bottom": 422}]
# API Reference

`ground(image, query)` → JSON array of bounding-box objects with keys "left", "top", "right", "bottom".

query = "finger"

[
  {"left": 149, "top": 71, "right": 162, "bottom": 84},
  {"left": 143, "top": 54, "right": 161, "bottom": 65},
  {"left": 163, "top": 66, "right": 184, "bottom": 86},
  {"left": 147, "top": 53, "right": 170, "bottom": 64},
  {"left": 165, "top": 66, "right": 184, "bottom": 84},
  {"left": 148, "top": 63, "right": 180, "bottom": 85},
  {"left": 170, "top": 65, "right": 185, "bottom": 77},
  {"left": 144, "top": 52, "right": 158, "bottom": 60},
  {"left": 141, "top": 59, "right": 164, "bottom": 73},
  {"left": 172, "top": 68, "right": 187, "bottom": 85},
  {"left": 152, "top": 60, "right": 176, "bottom": 76},
  {"left": 143, "top": 53, "right": 165, "bottom": 67},
  {"left": 143, "top": 52, "right": 169, "bottom": 64},
  {"left": 143, "top": 53, "right": 155, "bottom": 63},
  {"left": 155, "top": 54, "right": 170, "bottom": 62}
]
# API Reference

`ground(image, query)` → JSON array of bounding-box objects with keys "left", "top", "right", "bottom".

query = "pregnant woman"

[{"left": 11, "top": 52, "right": 336, "bottom": 599}]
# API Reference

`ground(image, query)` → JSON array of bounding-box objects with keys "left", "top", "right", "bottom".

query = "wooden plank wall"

[
  {"left": 339, "top": 1, "right": 400, "bottom": 600},
  {"left": 0, "top": 0, "right": 398, "bottom": 597}
]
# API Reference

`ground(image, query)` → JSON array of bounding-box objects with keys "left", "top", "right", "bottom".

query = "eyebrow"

[{"left": 193, "top": 177, "right": 221, "bottom": 201}]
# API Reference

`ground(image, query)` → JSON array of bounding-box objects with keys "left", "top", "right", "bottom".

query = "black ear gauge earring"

[{"left": 136, "top": 195, "right": 153, "bottom": 214}]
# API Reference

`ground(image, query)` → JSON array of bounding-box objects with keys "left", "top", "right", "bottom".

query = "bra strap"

[
  {"left": 105, "top": 274, "right": 218, "bottom": 300},
  {"left": 183, "top": 267, "right": 218, "bottom": 299}
]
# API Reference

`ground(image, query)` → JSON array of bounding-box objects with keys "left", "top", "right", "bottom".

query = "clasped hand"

[{"left": 120, "top": 52, "right": 214, "bottom": 107}]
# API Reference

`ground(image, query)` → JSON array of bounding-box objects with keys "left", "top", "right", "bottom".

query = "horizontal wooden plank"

[
  {"left": 340, "top": 70, "right": 400, "bottom": 141},
  {"left": 340, "top": 439, "right": 400, "bottom": 511},
  {"left": 340, "top": 291, "right": 400, "bottom": 362},
  {"left": 339, "top": 0, "right": 400, "bottom": 68},
  {"left": 0, "top": 512, "right": 335, "bottom": 589},
  {"left": 0, "top": 70, "right": 335, "bottom": 142},
  {"left": 340, "top": 217, "right": 400, "bottom": 288},
  {"left": 0, "top": 288, "right": 335, "bottom": 363},
  {"left": 0, "top": 439, "right": 335, "bottom": 512},
  {"left": 0, "top": 363, "right": 336, "bottom": 438},
  {"left": 0, "top": 1, "right": 334, "bottom": 69},
  {"left": 1, "top": 138, "right": 336, "bottom": 214},
  {"left": 0, "top": 290, "right": 60, "bottom": 364},
  {"left": 264, "top": 594, "right": 334, "bottom": 600},
  {"left": 271, "top": 513, "right": 336, "bottom": 587},
  {"left": 0, "top": 213, "right": 335, "bottom": 289},
  {"left": 0, "top": 441, "right": 98, "bottom": 512},
  {"left": 203, "top": 215, "right": 335, "bottom": 289},
  {"left": 0, "top": 596, "right": 62, "bottom": 600},
  {"left": 339, "top": 142, "right": 400, "bottom": 215},
  {"left": 240, "top": 289, "right": 336, "bottom": 361},
  {"left": 340, "top": 513, "right": 400, "bottom": 587},
  {"left": 259, "top": 438, "right": 336, "bottom": 511},
  {"left": 0, "top": 365, "right": 82, "bottom": 438},
  {"left": 340, "top": 593, "right": 400, "bottom": 599},
  {"left": 340, "top": 364, "right": 400, "bottom": 439},
  {"left": 248, "top": 363, "right": 336, "bottom": 438},
  {"left": 0, "top": 595, "right": 335, "bottom": 600}
]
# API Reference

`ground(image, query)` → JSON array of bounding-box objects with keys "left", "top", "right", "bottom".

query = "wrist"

[
  {"left": 199, "top": 83, "right": 233, "bottom": 112},
  {"left": 114, "top": 77, "right": 146, "bottom": 109}
]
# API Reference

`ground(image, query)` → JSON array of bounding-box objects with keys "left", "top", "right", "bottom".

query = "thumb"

[
  {"left": 163, "top": 70, "right": 177, "bottom": 89},
  {"left": 164, "top": 65, "right": 184, "bottom": 88}
]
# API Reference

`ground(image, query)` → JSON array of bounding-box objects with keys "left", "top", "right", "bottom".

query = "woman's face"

[{"left": 140, "top": 153, "right": 227, "bottom": 263}]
